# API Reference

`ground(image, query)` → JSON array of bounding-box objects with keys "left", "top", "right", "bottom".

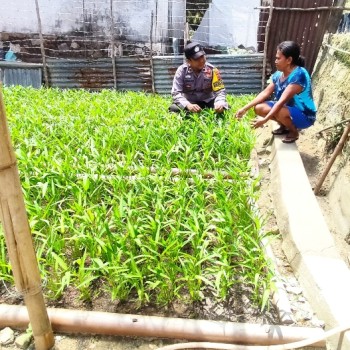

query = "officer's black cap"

[{"left": 184, "top": 42, "right": 205, "bottom": 60}]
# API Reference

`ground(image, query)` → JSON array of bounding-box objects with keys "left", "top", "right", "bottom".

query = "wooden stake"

[
  {"left": 34, "top": 0, "right": 49, "bottom": 88},
  {"left": 0, "top": 84, "right": 54, "bottom": 350},
  {"left": 110, "top": 0, "right": 117, "bottom": 89},
  {"left": 150, "top": 11, "right": 155, "bottom": 93},
  {"left": 314, "top": 121, "right": 350, "bottom": 195},
  {"left": 262, "top": 0, "right": 274, "bottom": 90}
]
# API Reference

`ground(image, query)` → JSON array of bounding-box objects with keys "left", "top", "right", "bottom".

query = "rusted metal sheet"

[
  {"left": 46, "top": 57, "right": 152, "bottom": 91},
  {"left": 153, "top": 56, "right": 183, "bottom": 95},
  {"left": 0, "top": 61, "right": 42, "bottom": 88},
  {"left": 46, "top": 55, "right": 264, "bottom": 94},
  {"left": 206, "top": 54, "right": 266, "bottom": 94},
  {"left": 257, "top": 0, "right": 342, "bottom": 74},
  {"left": 46, "top": 58, "right": 114, "bottom": 90},
  {"left": 115, "top": 57, "right": 152, "bottom": 92},
  {"left": 153, "top": 54, "right": 265, "bottom": 95}
]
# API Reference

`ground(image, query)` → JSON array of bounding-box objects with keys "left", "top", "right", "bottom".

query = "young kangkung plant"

[{"left": 0, "top": 86, "right": 275, "bottom": 311}]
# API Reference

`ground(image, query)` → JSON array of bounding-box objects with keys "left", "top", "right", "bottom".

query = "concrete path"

[{"left": 270, "top": 134, "right": 350, "bottom": 350}]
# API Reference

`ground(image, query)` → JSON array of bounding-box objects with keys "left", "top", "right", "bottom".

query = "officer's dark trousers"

[{"left": 168, "top": 100, "right": 215, "bottom": 113}]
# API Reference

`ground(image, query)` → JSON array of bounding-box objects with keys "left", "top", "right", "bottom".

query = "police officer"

[{"left": 169, "top": 41, "right": 229, "bottom": 114}]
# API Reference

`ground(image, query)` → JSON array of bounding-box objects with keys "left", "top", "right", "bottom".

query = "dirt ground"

[{"left": 2, "top": 122, "right": 339, "bottom": 350}]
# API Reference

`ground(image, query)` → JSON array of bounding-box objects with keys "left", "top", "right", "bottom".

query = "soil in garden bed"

[{"left": 0, "top": 280, "right": 279, "bottom": 324}]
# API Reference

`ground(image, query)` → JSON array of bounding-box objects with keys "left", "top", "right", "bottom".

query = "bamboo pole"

[
  {"left": 0, "top": 84, "right": 54, "bottom": 350},
  {"left": 315, "top": 117, "right": 350, "bottom": 135},
  {"left": 0, "top": 304, "right": 327, "bottom": 348},
  {"left": 323, "top": 43, "right": 350, "bottom": 56},
  {"left": 34, "top": 0, "right": 49, "bottom": 88},
  {"left": 150, "top": 11, "right": 155, "bottom": 93},
  {"left": 314, "top": 121, "right": 350, "bottom": 195},
  {"left": 261, "top": 0, "right": 273, "bottom": 90},
  {"left": 109, "top": 0, "right": 117, "bottom": 89},
  {"left": 105, "top": 165, "right": 236, "bottom": 179}
]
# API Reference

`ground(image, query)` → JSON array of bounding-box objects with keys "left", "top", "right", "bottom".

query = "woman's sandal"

[
  {"left": 272, "top": 126, "right": 289, "bottom": 135},
  {"left": 282, "top": 135, "right": 299, "bottom": 143}
]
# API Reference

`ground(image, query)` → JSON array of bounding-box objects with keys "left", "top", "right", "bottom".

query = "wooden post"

[
  {"left": 262, "top": 0, "right": 274, "bottom": 90},
  {"left": 0, "top": 84, "right": 54, "bottom": 350},
  {"left": 110, "top": 0, "right": 117, "bottom": 89},
  {"left": 150, "top": 11, "right": 155, "bottom": 93},
  {"left": 34, "top": 0, "right": 49, "bottom": 88}
]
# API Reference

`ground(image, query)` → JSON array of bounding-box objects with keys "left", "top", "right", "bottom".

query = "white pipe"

[
  {"left": 156, "top": 323, "right": 350, "bottom": 349},
  {"left": 0, "top": 304, "right": 325, "bottom": 347}
]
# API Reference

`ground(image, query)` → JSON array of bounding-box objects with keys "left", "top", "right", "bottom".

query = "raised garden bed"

[{"left": 0, "top": 87, "right": 275, "bottom": 316}]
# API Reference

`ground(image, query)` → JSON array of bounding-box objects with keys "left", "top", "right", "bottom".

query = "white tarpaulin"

[{"left": 192, "top": 0, "right": 260, "bottom": 50}]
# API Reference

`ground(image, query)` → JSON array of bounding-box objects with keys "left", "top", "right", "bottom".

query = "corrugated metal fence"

[
  {"left": 257, "top": 0, "right": 345, "bottom": 74},
  {"left": 1, "top": 2, "right": 347, "bottom": 91},
  {"left": 153, "top": 54, "right": 265, "bottom": 94},
  {"left": 46, "top": 57, "right": 153, "bottom": 91},
  {"left": 0, "top": 54, "right": 265, "bottom": 95},
  {"left": 0, "top": 61, "right": 42, "bottom": 88}
]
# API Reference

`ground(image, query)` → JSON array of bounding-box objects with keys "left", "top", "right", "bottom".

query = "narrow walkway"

[{"left": 270, "top": 134, "right": 350, "bottom": 350}]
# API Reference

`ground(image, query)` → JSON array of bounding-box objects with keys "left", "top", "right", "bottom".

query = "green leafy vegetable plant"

[{"left": 0, "top": 86, "right": 274, "bottom": 310}]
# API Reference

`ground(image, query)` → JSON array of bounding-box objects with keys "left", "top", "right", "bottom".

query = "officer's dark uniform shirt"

[{"left": 171, "top": 62, "right": 228, "bottom": 109}]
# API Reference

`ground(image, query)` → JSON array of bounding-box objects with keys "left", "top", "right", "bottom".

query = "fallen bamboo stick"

[
  {"left": 105, "top": 164, "right": 241, "bottom": 179},
  {"left": 315, "top": 118, "right": 350, "bottom": 135},
  {"left": 0, "top": 84, "right": 54, "bottom": 350},
  {"left": 314, "top": 121, "right": 350, "bottom": 195}
]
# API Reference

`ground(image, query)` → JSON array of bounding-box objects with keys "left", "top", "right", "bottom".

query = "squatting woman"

[{"left": 235, "top": 41, "right": 317, "bottom": 143}]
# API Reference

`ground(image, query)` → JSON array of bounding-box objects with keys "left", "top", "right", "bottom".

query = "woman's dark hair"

[{"left": 277, "top": 41, "right": 305, "bottom": 67}]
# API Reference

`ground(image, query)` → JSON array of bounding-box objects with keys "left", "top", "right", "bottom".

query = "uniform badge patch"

[{"left": 212, "top": 68, "right": 224, "bottom": 91}]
